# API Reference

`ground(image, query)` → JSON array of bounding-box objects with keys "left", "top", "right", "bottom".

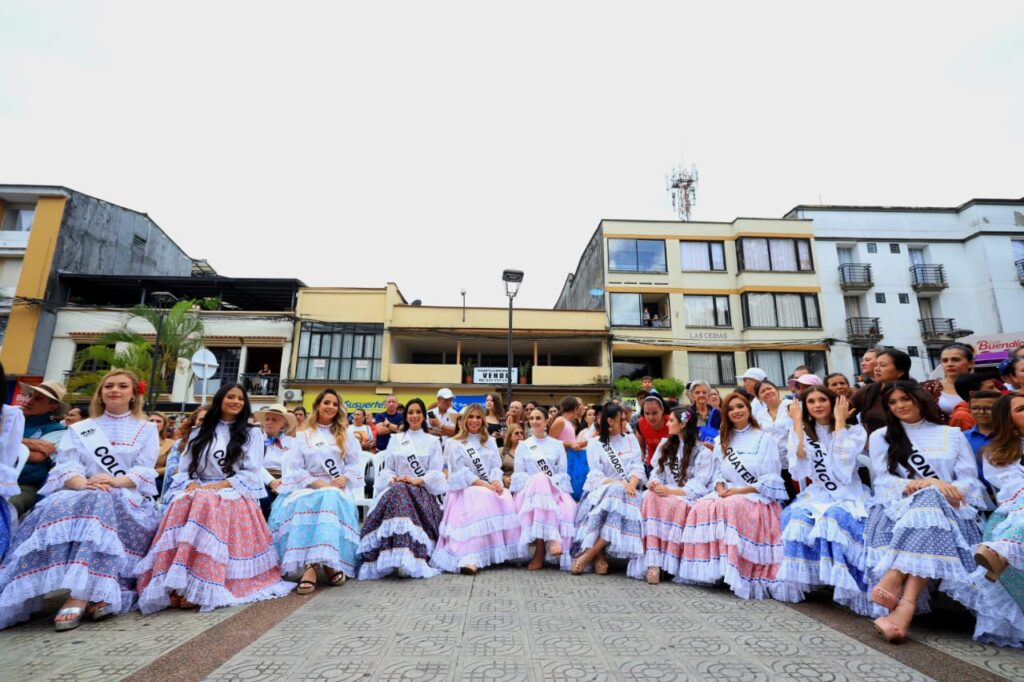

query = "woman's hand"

[
  {"left": 716, "top": 484, "right": 731, "bottom": 498},
  {"left": 186, "top": 482, "right": 201, "bottom": 493},
  {"left": 621, "top": 480, "right": 637, "bottom": 497},
  {"left": 787, "top": 400, "right": 802, "bottom": 423},
  {"left": 310, "top": 479, "right": 329, "bottom": 489},
  {"left": 834, "top": 396, "right": 851, "bottom": 428},
  {"left": 87, "top": 473, "right": 115, "bottom": 491},
  {"left": 269, "top": 478, "right": 283, "bottom": 492},
  {"left": 488, "top": 480, "right": 504, "bottom": 494},
  {"left": 65, "top": 475, "right": 89, "bottom": 491},
  {"left": 935, "top": 480, "right": 965, "bottom": 507},
  {"left": 409, "top": 477, "right": 425, "bottom": 487},
  {"left": 331, "top": 476, "right": 349, "bottom": 489}
]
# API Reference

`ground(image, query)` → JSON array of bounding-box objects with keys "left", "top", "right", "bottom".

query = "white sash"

[
  {"left": 600, "top": 441, "right": 628, "bottom": 480},
  {"left": 805, "top": 435, "right": 840, "bottom": 492},
  {"left": 724, "top": 437, "right": 760, "bottom": 486},
  {"left": 307, "top": 430, "right": 342, "bottom": 479},
  {"left": 527, "top": 438, "right": 554, "bottom": 478},
  {"left": 905, "top": 446, "right": 940, "bottom": 480},
  {"left": 73, "top": 420, "right": 136, "bottom": 478},
  {"left": 399, "top": 435, "right": 427, "bottom": 477},
  {"left": 464, "top": 444, "right": 489, "bottom": 482}
]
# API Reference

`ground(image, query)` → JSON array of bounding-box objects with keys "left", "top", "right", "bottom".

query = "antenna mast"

[{"left": 666, "top": 163, "right": 699, "bottom": 221}]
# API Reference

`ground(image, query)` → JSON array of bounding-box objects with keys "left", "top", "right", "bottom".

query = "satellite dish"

[{"left": 191, "top": 348, "right": 218, "bottom": 380}]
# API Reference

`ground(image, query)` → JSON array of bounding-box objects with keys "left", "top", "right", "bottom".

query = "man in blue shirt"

[
  {"left": 964, "top": 390, "right": 1000, "bottom": 503},
  {"left": 373, "top": 394, "right": 404, "bottom": 452},
  {"left": 11, "top": 381, "right": 68, "bottom": 515}
]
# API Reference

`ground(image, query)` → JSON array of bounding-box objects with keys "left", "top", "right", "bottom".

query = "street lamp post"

[
  {"left": 501, "top": 270, "right": 523, "bottom": 408},
  {"left": 147, "top": 291, "right": 178, "bottom": 411}
]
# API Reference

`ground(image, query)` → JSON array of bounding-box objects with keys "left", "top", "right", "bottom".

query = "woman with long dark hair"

[
  {"left": 973, "top": 391, "right": 1024, "bottom": 646},
  {"left": 754, "top": 380, "right": 796, "bottom": 501},
  {"left": 922, "top": 342, "right": 975, "bottom": 419},
  {"left": 628, "top": 405, "right": 714, "bottom": 585},
  {"left": 850, "top": 349, "right": 912, "bottom": 435},
  {"left": 268, "top": 389, "right": 362, "bottom": 593},
  {"left": 678, "top": 392, "right": 788, "bottom": 599},
  {"left": 484, "top": 393, "right": 506, "bottom": 446},
  {"left": 0, "top": 362, "right": 25, "bottom": 560},
  {"left": 136, "top": 384, "right": 292, "bottom": 612},
  {"left": 358, "top": 398, "right": 446, "bottom": 579},
  {"left": 864, "top": 381, "right": 992, "bottom": 642},
  {"left": 775, "top": 386, "right": 871, "bottom": 614},
  {"left": 430, "top": 404, "right": 522, "bottom": 574},
  {"left": 0, "top": 370, "right": 156, "bottom": 630},
  {"left": 512, "top": 406, "right": 577, "bottom": 570},
  {"left": 571, "top": 403, "right": 646, "bottom": 575}
]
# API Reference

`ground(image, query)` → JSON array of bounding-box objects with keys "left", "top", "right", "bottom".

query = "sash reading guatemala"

[
  {"left": 528, "top": 441, "right": 554, "bottom": 478},
  {"left": 724, "top": 446, "right": 758, "bottom": 485},
  {"left": 465, "top": 444, "right": 489, "bottom": 482},
  {"left": 401, "top": 437, "right": 426, "bottom": 477},
  {"left": 73, "top": 421, "right": 132, "bottom": 477},
  {"left": 309, "top": 431, "right": 341, "bottom": 478},
  {"left": 905, "top": 446, "right": 940, "bottom": 480},
  {"left": 806, "top": 437, "right": 839, "bottom": 491},
  {"left": 601, "top": 441, "right": 627, "bottom": 479}
]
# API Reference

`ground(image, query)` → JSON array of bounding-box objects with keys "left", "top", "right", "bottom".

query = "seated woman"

[
  {"left": 0, "top": 370, "right": 159, "bottom": 631},
  {"left": 511, "top": 407, "right": 577, "bottom": 571},
  {"left": 572, "top": 403, "right": 646, "bottom": 575},
  {"left": 865, "top": 381, "right": 993, "bottom": 642},
  {"left": 776, "top": 387, "right": 871, "bottom": 614},
  {"left": 628, "top": 405, "right": 715, "bottom": 584},
  {"left": 430, "top": 404, "right": 522, "bottom": 574},
  {"left": 136, "top": 384, "right": 292, "bottom": 613},
  {"left": 358, "top": 398, "right": 446, "bottom": 580},
  {"left": 269, "top": 389, "right": 361, "bottom": 593},
  {"left": 974, "top": 391, "right": 1024, "bottom": 647},
  {"left": 0, "top": 364, "right": 26, "bottom": 559},
  {"left": 679, "top": 392, "right": 788, "bottom": 600}
]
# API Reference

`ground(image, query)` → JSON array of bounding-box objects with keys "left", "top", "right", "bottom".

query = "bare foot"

[
  {"left": 594, "top": 557, "right": 609, "bottom": 575},
  {"left": 548, "top": 541, "right": 563, "bottom": 558},
  {"left": 527, "top": 554, "right": 545, "bottom": 570}
]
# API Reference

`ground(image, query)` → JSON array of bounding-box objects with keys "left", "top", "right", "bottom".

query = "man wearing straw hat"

[
  {"left": 11, "top": 381, "right": 68, "bottom": 515},
  {"left": 253, "top": 403, "right": 297, "bottom": 519}
]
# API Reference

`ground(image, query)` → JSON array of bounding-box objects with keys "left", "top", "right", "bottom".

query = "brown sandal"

[{"left": 975, "top": 546, "right": 1009, "bottom": 583}]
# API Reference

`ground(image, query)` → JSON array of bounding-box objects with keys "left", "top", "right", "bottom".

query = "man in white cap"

[
  {"left": 428, "top": 388, "right": 459, "bottom": 447},
  {"left": 12, "top": 381, "right": 69, "bottom": 515},
  {"left": 736, "top": 368, "right": 768, "bottom": 416}
]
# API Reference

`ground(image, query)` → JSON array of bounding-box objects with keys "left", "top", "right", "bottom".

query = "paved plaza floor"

[{"left": 2, "top": 568, "right": 1024, "bottom": 681}]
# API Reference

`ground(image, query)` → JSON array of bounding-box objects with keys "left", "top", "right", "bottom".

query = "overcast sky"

[{"left": 2, "top": 2, "right": 1022, "bottom": 309}]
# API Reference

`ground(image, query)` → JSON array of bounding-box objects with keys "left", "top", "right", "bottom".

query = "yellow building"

[
  {"left": 556, "top": 218, "right": 830, "bottom": 388},
  {"left": 0, "top": 185, "right": 192, "bottom": 377},
  {"left": 288, "top": 284, "right": 610, "bottom": 411}
]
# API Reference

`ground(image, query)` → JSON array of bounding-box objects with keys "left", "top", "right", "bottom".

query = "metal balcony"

[
  {"left": 838, "top": 263, "right": 873, "bottom": 291},
  {"left": 1016, "top": 259, "right": 1024, "bottom": 285},
  {"left": 910, "top": 264, "right": 947, "bottom": 291},
  {"left": 846, "top": 317, "right": 882, "bottom": 343},
  {"left": 919, "top": 318, "right": 957, "bottom": 343}
]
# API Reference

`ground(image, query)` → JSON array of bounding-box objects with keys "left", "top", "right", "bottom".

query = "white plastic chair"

[
  {"left": 5, "top": 444, "right": 31, "bottom": 537},
  {"left": 353, "top": 450, "right": 373, "bottom": 520}
]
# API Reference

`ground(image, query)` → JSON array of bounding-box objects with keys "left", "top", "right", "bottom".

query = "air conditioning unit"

[{"left": 283, "top": 389, "right": 304, "bottom": 403}]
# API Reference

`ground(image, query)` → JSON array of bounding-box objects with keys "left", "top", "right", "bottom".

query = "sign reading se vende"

[{"left": 473, "top": 367, "right": 519, "bottom": 384}]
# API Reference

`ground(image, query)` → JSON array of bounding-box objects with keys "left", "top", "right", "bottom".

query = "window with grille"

[
  {"left": 741, "top": 293, "right": 820, "bottom": 328},
  {"left": 295, "top": 323, "right": 384, "bottom": 381},
  {"left": 686, "top": 352, "right": 736, "bottom": 385}
]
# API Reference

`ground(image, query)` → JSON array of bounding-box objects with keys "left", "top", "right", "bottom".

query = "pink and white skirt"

[
  {"left": 430, "top": 486, "right": 524, "bottom": 573},
  {"left": 626, "top": 490, "right": 696, "bottom": 580},
  {"left": 514, "top": 474, "right": 577, "bottom": 570}
]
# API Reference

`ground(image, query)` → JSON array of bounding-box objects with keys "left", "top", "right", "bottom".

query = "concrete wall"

[{"left": 554, "top": 225, "right": 605, "bottom": 310}]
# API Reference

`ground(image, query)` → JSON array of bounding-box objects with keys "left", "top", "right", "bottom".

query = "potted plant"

[
  {"left": 518, "top": 361, "right": 532, "bottom": 385},
  {"left": 462, "top": 358, "right": 477, "bottom": 384}
]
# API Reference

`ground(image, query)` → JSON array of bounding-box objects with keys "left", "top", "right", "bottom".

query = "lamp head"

[{"left": 502, "top": 269, "right": 524, "bottom": 298}]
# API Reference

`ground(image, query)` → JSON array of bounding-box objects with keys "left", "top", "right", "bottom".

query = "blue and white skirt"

[
  {"left": 268, "top": 487, "right": 361, "bottom": 578},
  {"left": 572, "top": 483, "right": 644, "bottom": 563}
]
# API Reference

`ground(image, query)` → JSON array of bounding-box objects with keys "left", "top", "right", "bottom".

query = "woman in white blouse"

[
  {"left": 0, "top": 370, "right": 158, "bottom": 631},
  {"left": 357, "top": 398, "right": 447, "bottom": 580},
  {"left": 512, "top": 407, "right": 577, "bottom": 570},
  {"left": 754, "top": 380, "right": 795, "bottom": 502},
  {"left": 268, "top": 390, "right": 362, "bottom": 593},
  {"left": 678, "top": 392, "right": 789, "bottom": 599},
  {"left": 571, "top": 403, "right": 645, "bottom": 575}
]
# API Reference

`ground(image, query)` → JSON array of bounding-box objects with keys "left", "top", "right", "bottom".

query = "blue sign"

[{"left": 453, "top": 395, "right": 487, "bottom": 411}]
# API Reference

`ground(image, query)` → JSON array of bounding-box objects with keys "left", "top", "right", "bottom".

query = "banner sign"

[{"left": 473, "top": 367, "right": 519, "bottom": 384}]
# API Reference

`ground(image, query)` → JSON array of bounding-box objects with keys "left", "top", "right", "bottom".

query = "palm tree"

[{"left": 67, "top": 337, "right": 153, "bottom": 401}]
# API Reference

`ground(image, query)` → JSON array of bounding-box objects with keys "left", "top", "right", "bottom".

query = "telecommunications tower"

[{"left": 666, "top": 164, "right": 699, "bottom": 221}]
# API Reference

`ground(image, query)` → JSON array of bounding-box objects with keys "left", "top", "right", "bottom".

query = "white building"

[{"left": 786, "top": 199, "right": 1024, "bottom": 381}]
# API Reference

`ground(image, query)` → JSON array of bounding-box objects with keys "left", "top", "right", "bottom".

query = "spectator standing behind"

[
  {"left": 709, "top": 388, "right": 722, "bottom": 410},
  {"left": 689, "top": 381, "right": 721, "bottom": 445},
  {"left": 736, "top": 368, "right": 768, "bottom": 414},
  {"left": 641, "top": 376, "right": 659, "bottom": 395},
  {"left": 636, "top": 395, "right": 669, "bottom": 474},
  {"left": 148, "top": 412, "right": 176, "bottom": 493},
  {"left": 290, "top": 406, "right": 307, "bottom": 435},
  {"left": 350, "top": 409, "right": 375, "bottom": 451},
  {"left": 62, "top": 407, "right": 84, "bottom": 427},
  {"left": 11, "top": 381, "right": 68, "bottom": 516},
  {"left": 549, "top": 397, "right": 586, "bottom": 500},
  {"left": 1002, "top": 357, "right": 1024, "bottom": 392},
  {"left": 257, "top": 363, "right": 273, "bottom": 395},
  {"left": 922, "top": 342, "right": 976, "bottom": 419},
  {"left": 500, "top": 423, "right": 524, "bottom": 488},
  {"left": 825, "top": 373, "right": 853, "bottom": 399},
  {"left": 160, "top": 404, "right": 210, "bottom": 499},
  {"left": 949, "top": 373, "right": 1002, "bottom": 431},
  {"left": 427, "top": 388, "right": 459, "bottom": 447},
  {"left": 850, "top": 349, "right": 912, "bottom": 436},
  {"left": 484, "top": 393, "right": 506, "bottom": 447},
  {"left": 858, "top": 349, "right": 880, "bottom": 386},
  {"left": 964, "top": 390, "right": 1001, "bottom": 503},
  {"left": 505, "top": 400, "right": 524, "bottom": 433},
  {"left": 373, "top": 394, "right": 404, "bottom": 452}
]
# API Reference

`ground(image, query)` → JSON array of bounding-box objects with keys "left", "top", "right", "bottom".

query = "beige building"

[
  {"left": 556, "top": 218, "right": 830, "bottom": 388},
  {"left": 288, "top": 284, "right": 610, "bottom": 412}
]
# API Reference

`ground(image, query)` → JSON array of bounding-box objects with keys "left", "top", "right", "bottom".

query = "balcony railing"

[
  {"left": 910, "top": 264, "right": 948, "bottom": 290},
  {"left": 846, "top": 317, "right": 882, "bottom": 342},
  {"left": 1016, "top": 258, "right": 1024, "bottom": 285},
  {"left": 838, "top": 263, "right": 873, "bottom": 290},
  {"left": 919, "top": 318, "right": 957, "bottom": 343},
  {"left": 241, "top": 372, "right": 280, "bottom": 397}
]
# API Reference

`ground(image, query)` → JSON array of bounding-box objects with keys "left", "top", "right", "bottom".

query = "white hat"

[
  {"left": 252, "top": 403, "right": 298, "bottom": 432},
  {"left": 736, "top": 368, "right": 768, "bottom": 383},
  {"left": 437, "top": 388, "right": 455, "bottom": 400}
]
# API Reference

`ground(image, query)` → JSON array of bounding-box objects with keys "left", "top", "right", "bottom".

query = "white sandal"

[
  {"left": 88, "top": 602, "right": 114, "bottom": 622},
  {"left": 54, "top": 606, "right": 85, "bottom": 632}
]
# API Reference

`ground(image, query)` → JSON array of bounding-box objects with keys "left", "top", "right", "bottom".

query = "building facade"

[
  {"left": 787, "top": 199, "right": 1024, "bottom": 380},
  {"left": 288, "top": 284, "right": 610, "bottom": 412},
  {"left": 0, "top": 185, "right": 193, "bottom": 377},
  {"left": 556, "top": 218, "right": 831, "bottom": 388}
]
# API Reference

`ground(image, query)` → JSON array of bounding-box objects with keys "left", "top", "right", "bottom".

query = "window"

[
  {"left": 747, "top": 351, "right": 827, "bottom": 385},
  {"left": 1013, "top": 240, "right": 1024, "bottom": 262},
  {"left": 132, "top": 234, "right": 147, "bottom": 249},
  {"left": 736, "top": 237, "right": 813, "bottom": 272},
  {"left": 0, "top": 205, "right": 35, "bottom": 232},
  {"left": 607, "top": 239, "right": 667, "bottom": 273},
  {"left": 295, "top": 322, "right": 384, "bottom": 381},
  {"left": 867, "top": 243, "right": 878, "bottom": 253},
  {"left": 908, "top": 346, "right": 919, "bottom": 357},
  {"left": 613, "top": 356, "right": 662, "bottom": 382},
  {"left": 687, "top": 352, "right": 736, "bottom": 385},
  {"left": 610, "top": 293, "right": 670, "bottom": 327},
  {"left": 898, "top": 293, "right": 910, "bottom": 304},
  {"left": 684, "top": 295, "right": 731, "bottom": 327},
  {"left": 741, "top": 293, "right": 820, "bottom": 328},
  {"left": 889, "top": 243, "right": 901, "bottom": 254},
  {"left": 680, "top": 241, "right": 726, "bottom": 271},
  {"left": 875, "top": 293, "right": 886, "bottom": 304},
  {"left": 0, "top": 316, "right": 6, "bottom": 345}
]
